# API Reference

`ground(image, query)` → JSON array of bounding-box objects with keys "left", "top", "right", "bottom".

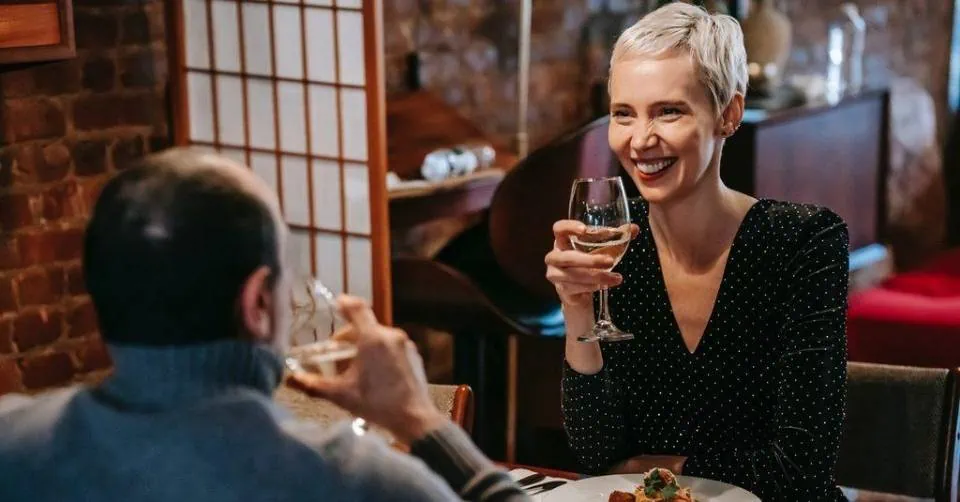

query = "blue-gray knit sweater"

[{"left": 0, "top": 340, "right": 527, "bottom": 501}]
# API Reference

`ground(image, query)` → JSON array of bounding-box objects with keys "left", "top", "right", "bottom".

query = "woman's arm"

[
  {"left": 561, "top": 304, "right": 633, "bottom": 474},
  {"left": 682, "top": 210, "right": 849, "bottom": 500}
]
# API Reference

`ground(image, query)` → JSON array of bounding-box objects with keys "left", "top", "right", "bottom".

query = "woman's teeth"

[{"left": 635, "top": 158, "right": 676, "bottom": 175}]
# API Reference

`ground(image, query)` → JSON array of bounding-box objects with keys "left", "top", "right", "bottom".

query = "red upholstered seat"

[
  {"left": 847, "top": 248, "right": 960, "bottom": 368},
  {"left": 847, "top": 108, "right": 960, "bottom": 368}
]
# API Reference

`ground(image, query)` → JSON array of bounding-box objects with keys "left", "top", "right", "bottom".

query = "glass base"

[{"left": 577, "top": 319, "right": 633, "bottom": 343}]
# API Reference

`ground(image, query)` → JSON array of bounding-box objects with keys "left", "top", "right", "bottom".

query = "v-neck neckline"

[{"left": 639, "top": 198, "right": 766, "bottom": 357}]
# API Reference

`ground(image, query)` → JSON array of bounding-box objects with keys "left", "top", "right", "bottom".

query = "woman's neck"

[{"left": 647, "top": 181, "right": 755, "bottom": 271}]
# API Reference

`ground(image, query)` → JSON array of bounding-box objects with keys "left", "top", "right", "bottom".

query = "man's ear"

[{"left": 238, "top": 265, "right": 274, "bottom": 342}]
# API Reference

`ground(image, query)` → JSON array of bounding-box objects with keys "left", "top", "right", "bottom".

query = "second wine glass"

[
  {"left": 568, "top": 176, "right": 633, "bottom": 342},
  {"left": 285, "top": 276, "right": 368, "bottom": 435}
]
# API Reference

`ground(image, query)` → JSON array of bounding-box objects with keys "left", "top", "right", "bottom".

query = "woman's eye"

[
  {"left": 661, "top": 107, "right": 682, "bottom": 116},
  {"left": 612, "top": 109, "right": 630, "bottom": 118}
]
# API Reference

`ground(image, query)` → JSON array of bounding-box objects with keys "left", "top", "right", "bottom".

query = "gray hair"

[{"left": 611, "top": 2, "right": 748, "bottom": 115}]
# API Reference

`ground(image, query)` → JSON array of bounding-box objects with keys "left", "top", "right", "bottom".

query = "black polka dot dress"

[{"left": 562, "top": 198, "right": 849, "bottom": 501}]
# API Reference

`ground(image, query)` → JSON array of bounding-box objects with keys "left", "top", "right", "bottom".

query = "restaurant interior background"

[{"left": 0, "top": 0, "right": 959, "bottom": 481}]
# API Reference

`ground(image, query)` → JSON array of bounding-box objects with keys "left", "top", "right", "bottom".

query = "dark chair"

[
  {"left": 391, "top": 116, "right": 628, "bottom": 462},
  {"left": 836, "top": 362, "right": 960, "bottom": 501}
]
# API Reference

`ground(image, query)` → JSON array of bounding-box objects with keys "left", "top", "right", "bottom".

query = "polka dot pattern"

[{"left": 561, "top": 198, "right": 850, "bottom": 501}]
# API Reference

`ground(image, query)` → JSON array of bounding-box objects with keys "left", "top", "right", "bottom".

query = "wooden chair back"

[{"left": 487, "top": 116, "right": 634, "bottom": 302}]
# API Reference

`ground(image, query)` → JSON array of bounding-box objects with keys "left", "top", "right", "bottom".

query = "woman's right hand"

[{"left": 544, "top": 220, "right": 637, "bottom": 308}]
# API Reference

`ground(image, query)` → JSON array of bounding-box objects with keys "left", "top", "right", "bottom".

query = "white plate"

[{"left": 543, "top": 474, "right": 760, "bottom": 502}]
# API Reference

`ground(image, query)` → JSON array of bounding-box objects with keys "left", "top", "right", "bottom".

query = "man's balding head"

[{"left": 84, "top": 148, "right": 287, "bottom": 346}]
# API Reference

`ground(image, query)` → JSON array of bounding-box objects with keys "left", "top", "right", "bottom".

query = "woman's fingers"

[
  {"left": 546, "top": 267, "right": 622, "bottom": 288},
  {"left": 552, "top": 220, "right": 587, "bottom": 251},
  {"left": 545, "top": 249, "right": 615, "bottom": 269}
]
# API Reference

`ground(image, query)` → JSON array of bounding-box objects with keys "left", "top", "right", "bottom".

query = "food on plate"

[
  {"left": 607, "top": 468, "right": 695, "bottom": 502},
  {"left": 608, "top": 490, "right": 638, "bottom": 502}
]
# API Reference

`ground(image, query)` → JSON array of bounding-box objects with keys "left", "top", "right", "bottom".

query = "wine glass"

[
  {"left": 568, "top": 177, "right": 634, "bottom": 342},
  {"left": 285, "top": 276, "right": 367, "bottom": 434}
]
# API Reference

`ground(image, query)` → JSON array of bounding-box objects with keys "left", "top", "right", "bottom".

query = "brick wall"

[
  {"left": 383, "top": 0, "right": 608, "bottom": 150},
  {"left": 0, "top": 0, "right": 169, "bottom": 394}
]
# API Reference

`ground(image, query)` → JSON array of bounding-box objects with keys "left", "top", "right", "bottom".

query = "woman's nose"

[{"left": 630, "top": 124, "right": 656, "bottom": 151}]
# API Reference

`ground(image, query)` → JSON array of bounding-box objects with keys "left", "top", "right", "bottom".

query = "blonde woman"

[{"left": 545, "top": 3, "right": 848, "bottom": 500}]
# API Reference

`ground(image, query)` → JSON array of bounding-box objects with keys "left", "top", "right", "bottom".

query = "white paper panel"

[
  {"left": 314, "top": 233, "right": 345, "bottom": 295},
  {"left": 246, "top": 80, "right": 275, "bottom": 150},
  {"left": 288, "top": 230, "right": 313, "bottom": 278},
  {"left": 192, "top": 145, "right": 219, "bottom": 154},
  {"left": 337, "top": 0, "right": 363, "bottom": 10},
  {"left": 346, "top": 237, "right": 372, "bottom": 301},
  {"left": 187, "top": 72, "right": 214, "bottom": 142},
  {"left": 339, "top": 89, "right": 367, "bottom": 161},
  {"left": 250, "top": 152, "right": 279, "bottom": 196},
  {"left": 216, "top": 75, "right": 246, "bottom": 146},
  {"left": 305, "top": 9, "right": 336, "bottom": 83},
  {"left": 336, "top": 11, "right": 365, "bottom": 86},
  {"left": 281, "top": 155, "right": 310, "bottom": 226},
  {"left": 211, "top": 0, "right": 241, "bottom": 72},
  {"left": 277, "top": 82, "right": 307, "bottom": 154},
  {"left": 272, "top": 5, "right": 303, "bottom": 80},
  {"left": 308, "top": 85, "right": 339, "bottom": 158},
  {"left": 303, "top": 0, "right": 333, "bottom": 6},
  {"left": 242, "top": 2, "right": 272, "bottom": 76},
  {"left": 183, "top": 0, "right": 210, "bottom": 69},
  {"left": 344, "top": 163, "right": 370, "bottom": 234},
  {"left": 216, "top": 147, "right": 244, "bottom": 165},
  {"left": 311, "top": 159, "right": 342, "bottom": 231}
]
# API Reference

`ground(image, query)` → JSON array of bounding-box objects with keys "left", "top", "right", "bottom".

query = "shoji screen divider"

[{"left": 166, "top": 0, "right": 392, "bottom": 322}]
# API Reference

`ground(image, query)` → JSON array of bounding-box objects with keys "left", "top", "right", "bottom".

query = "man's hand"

[{"left": 285, "top": 295, "right": 447, "bottom": 444}]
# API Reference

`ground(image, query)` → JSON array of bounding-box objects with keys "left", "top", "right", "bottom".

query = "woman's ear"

[
  {"left": 238, "top": 265, "right": 274, "bottom": 342},
  {"left": 718, "top": 93, "right": 745, "bottom": 137}
]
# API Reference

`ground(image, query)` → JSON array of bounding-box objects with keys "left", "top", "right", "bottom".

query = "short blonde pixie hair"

[{"left": 611, "top": 2, "right": 748, "bottom": 116}]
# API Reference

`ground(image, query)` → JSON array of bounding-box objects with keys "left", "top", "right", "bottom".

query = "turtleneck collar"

[{"left": 95, "top": 339, "right": 285, "bottom": 410}]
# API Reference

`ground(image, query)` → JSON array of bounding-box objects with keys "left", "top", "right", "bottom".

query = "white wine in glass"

[
  {"left": 569, "top": 176, "right": 634, "bottom": 342},
  {"left": 285, "top": 276, "right": 368, "bottom": 433}
]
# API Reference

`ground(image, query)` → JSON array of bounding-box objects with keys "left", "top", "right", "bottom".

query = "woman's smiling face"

[{"left": 607, "top": 51, "right": 726, "bottom": 204}]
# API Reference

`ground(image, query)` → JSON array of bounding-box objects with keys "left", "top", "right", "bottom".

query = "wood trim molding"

[
  {"left": 0, "top": 1, "right": 75, "bottom": 65},
  {"left": 362, "top": 0, "right": 393, "bottom": 324},
  {"left": 164, "top": 0, "right": 189, "bottom": 146}
]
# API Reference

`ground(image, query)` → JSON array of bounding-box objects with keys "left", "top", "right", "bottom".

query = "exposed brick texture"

[
  {"left": 0, "top": 0, "right": 168, "bottom": 393},
  {"left": 0, "top": 320, "right": 13, "bottom": 354},
  {"left": 19, "top": 352, "right": 75, "bottom": 390},
  {"left": 0, "top": 357, "right": 21, "bottom": 394}
]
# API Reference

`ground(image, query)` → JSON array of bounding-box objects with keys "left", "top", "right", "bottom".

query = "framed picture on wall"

[{"left": 0, "top": 0, "right": 75, "bottom": 65}]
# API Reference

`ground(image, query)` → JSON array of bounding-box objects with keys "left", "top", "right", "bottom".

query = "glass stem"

[{"left": 598, "top": 287, "right": 612, "bottom": 324}]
